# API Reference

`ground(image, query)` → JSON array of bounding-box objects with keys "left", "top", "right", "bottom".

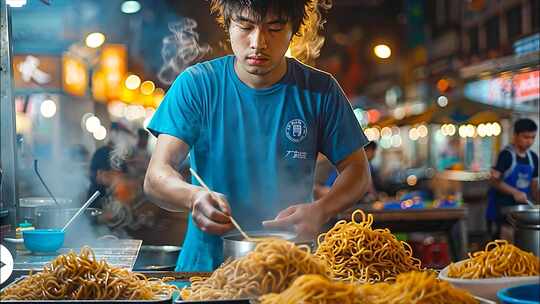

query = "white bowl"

[{"left": 439, "top": 260, "right": 540, "bottom": 301}]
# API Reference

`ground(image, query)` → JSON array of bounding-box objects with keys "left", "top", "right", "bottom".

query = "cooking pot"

[
  {"left": 222, "top": 230, "right": 313, "bottom": 261},
  {"left": 18, "top": 197, "right": 72, "bottom": 225},
  {"left": 133, "top": 245, "right": 181, "bottom": 271},
  {"left": 506, "top": 205, "right": 540, "bottom": 256},
  {"left": 36, "top": 207, "right": 102, "bottom": 229}
]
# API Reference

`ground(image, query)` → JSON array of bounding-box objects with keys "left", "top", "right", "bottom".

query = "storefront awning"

[{"left": 375, "top": 94, "right": 512, "bottom": 127}]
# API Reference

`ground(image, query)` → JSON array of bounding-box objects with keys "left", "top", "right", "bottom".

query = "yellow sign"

[
  {"left": 62, "top": 55, "right": 88, "bottom": 96},
  {"left": 119, "top": 84, "right": 137, "bottom": 103},
  {"left": 100, "top": 44, "right": 127, "bottom": 100},
  {"left": 153, "top": 88, "right": 165, "bottom": 107},
  {"left": 92, "top": 69, "right": 107, "bottom": 102}
]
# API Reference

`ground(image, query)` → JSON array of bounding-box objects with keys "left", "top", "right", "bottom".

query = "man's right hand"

[
  {"left": 191, "top": 190, "right": 234, "bottom": 235},
  {"left": 513, "top": 190, "right": 528, "bottom": 203}
]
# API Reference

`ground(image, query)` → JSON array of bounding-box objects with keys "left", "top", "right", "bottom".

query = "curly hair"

[
  {"left": 209, "top": 0, "right": 311, "bottom": 36},
  {"left": 210, "top": 0, "right": 332, "bottom": 64}
]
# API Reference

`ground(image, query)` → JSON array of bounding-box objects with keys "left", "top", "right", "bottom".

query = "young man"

[
  {"left": 486, "top": 118, "right": 539, "bottom": 239},
  {"left": 144, "top": 0, "right": 371, "bottom": 272}
]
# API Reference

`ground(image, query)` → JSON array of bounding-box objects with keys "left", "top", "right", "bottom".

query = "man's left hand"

[{"left": 262, "top": 202, "right": 328, "bottom": 239}]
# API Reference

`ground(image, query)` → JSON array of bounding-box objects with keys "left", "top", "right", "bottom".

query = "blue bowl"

[
  {"left": 497, "top": 283, "right": 540, "bottom": 304},
  {"left": 23, "top": 229, "right": 64, "bottom": 253}
]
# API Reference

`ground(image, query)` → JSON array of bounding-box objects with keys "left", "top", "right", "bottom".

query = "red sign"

[{"left": 514, "top": 70, "right": 540, "bottom": 103}]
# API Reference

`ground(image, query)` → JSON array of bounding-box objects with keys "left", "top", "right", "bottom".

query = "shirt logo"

[
  {"left": 285, "top": 119, "right": 307, "bottom": 143},
  {"left": 516, "top": 172, "right": 531, "bottom": 189},
  {"left": 285, "top": 150, "right": 308, "bottom": 159}
]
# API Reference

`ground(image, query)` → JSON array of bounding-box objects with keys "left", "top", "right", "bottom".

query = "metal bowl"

[
  {"left": 222, "top": 230, "right": 312, "bottom": 261},
  {"left": 133, "top": 245, "right": 181, "bottom": 271},
  {"left": 505, "top": 206, "right": 540, "bottom": 226},
  {"left": 503, "top": 204, "right": 538, "bottom": 213},
  {"left": 505, "top": 206, "right": 540, "bottom": 256}
]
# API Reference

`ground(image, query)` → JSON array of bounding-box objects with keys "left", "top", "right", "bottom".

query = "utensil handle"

[
  {"left": 61, "top": 190, "right": 100, "bottom": 232},
  {"left": 189, "top": 168, "right": 253, "bottom": 241},
  {"left": 189, "top": 168, "right": 227, "bottom": 212},
  {"left": 474, "top": 296, "right": 497, "bottom": 304},
  {"left": 228, "top": 215, "right": 253, "bottom": 242},
  {"left": 34, "top": 159, "right": 60, "bottom": 207}
]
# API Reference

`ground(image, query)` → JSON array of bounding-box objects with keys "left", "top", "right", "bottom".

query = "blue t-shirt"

[{"left": 148, "top": 55, "right": 367, "bottom": 271}]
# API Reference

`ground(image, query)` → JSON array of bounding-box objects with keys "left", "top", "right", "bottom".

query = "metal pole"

[{"left": 0, "top": 0, "right": 18, "bottom": 227}]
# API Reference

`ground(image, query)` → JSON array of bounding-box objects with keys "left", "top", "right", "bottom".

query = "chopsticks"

[{"left": 189, "top": 168, "right": 253, "bottom": 241}]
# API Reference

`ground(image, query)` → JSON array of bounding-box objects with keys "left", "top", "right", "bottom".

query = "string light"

[
  {"left": 85, "top": 32, "right": 106, "bottom": 48},
  {"left": 93, "top": 125, "right": 107, "bottom": 140},
  {"left": 125, "top": 75, "right": 141, "bottom": 90},
  {"left": 374, "top": 44, "right": 391, "bottom": 59},
  {"left": 140, "top": 80, "right": 155, "bottom": 95},
  {"left": 85, "top": 116, "right": 101, "bottom": 133},
  {"left": 437, "top": 96, "right": 448, "bottom": 107},
  {"left": 40, "top": 98, "right": 57, "bottom": 118}
]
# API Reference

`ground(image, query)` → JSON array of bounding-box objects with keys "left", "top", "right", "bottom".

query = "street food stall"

[
  {"left": 1, "top": 0, "right": 539, "bottom": 303},
  {"left": 1, "top": 209, "right": 539, "bottom": 303}
]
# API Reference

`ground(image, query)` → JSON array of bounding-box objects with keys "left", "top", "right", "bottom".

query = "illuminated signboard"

[
  {"left": 514, "top": 70, "right": 539, "bottom": 103},
  {"left": 62, "top": 54, "right": 88, "bottom": 96},
  {"left": 464, "top": 70, "right": 539, "bottom": 109},
  {"left": 13, "top": 55, "right": 61, "bottom": 89},
  {"left": 92, "top": 69, "right": 107, "bottom": 102},
  {"left": 99, "top": 44, "right": 127, "bottom": 100},
  {"left": 513, "top": 33, "right": 540, "bottom": 56}
]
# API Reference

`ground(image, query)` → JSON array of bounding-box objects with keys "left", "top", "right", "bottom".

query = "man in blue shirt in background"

[
  {"left": 487, "top": 118, "right": 539, "bottom": 239},
  {"left": 144, "top": 0, "right": 371, "bottom": 272}
]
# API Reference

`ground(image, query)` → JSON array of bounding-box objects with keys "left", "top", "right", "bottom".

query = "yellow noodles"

[
  {"left": 359, "top": 271, "right": 479, "bottom": 304},
  {"left": 0, "top": 246, "right": 177, "bottom": 300},
  {"left": 260, "top": 271, "right": 479, "bottom": 304},
  {"left": 259, "top": 274, "right": 362, "bottom": 304},
  {"left": 315, "top": 209, "right": 422, "bottom": 283},
  {"left": 180, "top": 238, "right": 331, "bottom": 300},
  {"left": 448, "top": 240, "right": 540, "bottom": 279}
]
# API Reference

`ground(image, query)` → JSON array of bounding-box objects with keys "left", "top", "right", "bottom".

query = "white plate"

[
  {"left": 439, "top": 260, "right": 540, "bottom": 301},
  {"left": 3, "top": 237, "right": 24, "bottom": 244}
]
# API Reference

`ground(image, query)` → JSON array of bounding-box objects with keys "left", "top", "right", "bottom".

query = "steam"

[
  {"left": 158, "top": 18, "right": 212, "bottom": 85},
  {"left": 290, "top": 0, "right": 333, "bottom": 65},
  {"left": 108, "top": 128, "right": 138, "bottom": 171}
]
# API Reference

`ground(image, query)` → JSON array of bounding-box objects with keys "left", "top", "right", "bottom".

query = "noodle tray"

[
  {"left": 0, "top": 276, "right": 173, "bottom": 303},
  {"left": 175, "top": 299, "right": 254, "bottom": 303}
]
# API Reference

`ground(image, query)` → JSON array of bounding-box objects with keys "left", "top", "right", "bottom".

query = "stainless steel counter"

[{"left": 13, "top": 239, "right": 142, "bottom": 271}]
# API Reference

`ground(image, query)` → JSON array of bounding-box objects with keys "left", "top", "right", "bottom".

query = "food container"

[
  {"left": 506, "top": 205, "right": 540, "bottom": 256},
  {"left": 1, "top": 276, "right": 173, "bottom": 303},
  {"left": 222, "top": 230, "right": 312, "bottom": 261},
  {"left": 133, "top": 245, "right": 181, "bottom": 271},
  {"left": 22, "top": 229, "right": 64, "bottom": 253},
  {"left": 497, "top": 283, "right": 540, "bottom": 304},
  {"left": 176, "top": 299, "right": 253, "bottom": 303},
  {"left": 35, "top": 207, "right": 101, "bottom": 229},
  {"left": 18, "top": 197, "right": 72, "bottom": 225},
  {"left": 439, "top": 260, "right": 540, "bottom": 301}
]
